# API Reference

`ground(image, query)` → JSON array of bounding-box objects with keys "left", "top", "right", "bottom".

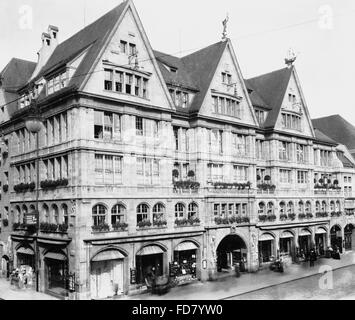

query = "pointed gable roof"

[
  {"left": 1, "top": 58, "right": 36, "bottom": 91},
  {"left": 31, "top": 1, "right": 129, "bottom": 89},
  {"left": 246, "top": 66, "right": 293, "bottom": 128},
  {"left": 312, "top": 115, "right": 355, "bottom": 150},
  {"left": 181, "top": 41, "right": 228, "bottom": 113},
  {"left": 153, "top": 50, "right": 198, "bottom": 91}
]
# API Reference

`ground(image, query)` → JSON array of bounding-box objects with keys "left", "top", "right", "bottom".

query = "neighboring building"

[
  {"left": 0, "top": 0, "right": 354, "bottom": 300},
  {"left": 312, "top": 115, "right": 355, "bottom": 159}
]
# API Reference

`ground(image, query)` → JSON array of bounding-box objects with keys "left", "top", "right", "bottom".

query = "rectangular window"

[
  {"left": 134, "top": 76, "right": 141, "bottom": 96},
  {"left": 182, "top": 93, "right": 188, "bottom": 108},
  {"left": 120, "top": 40, "right": 127, "bottom": 54},
  {"left": 129, "top": 43, "right": 137, "bottom": 56},
  {"left": 94, "top": 111, "right": 103, "bottom": 139},
  {"left": 125, "top": 74, "right": 133, "bottom": 94},
  {"left": 136, "top": 117, "right": 143, "bottom": 136},
  {"left": 280, "top": 169, "right": 292, "bottom": 183},
  {"left": 219, "top": 130, "right": 223, "bottom": 154},
  {"left": 115, "top": 71, "right": 123, "bottom": 92},
  {"left": 297, "top": 171, "right": 308, "bottom": 184},
  {"left": 104, "top": 69, "right": 113, "bottom": 91},
  {"left": 136, "top": 157, "right": 158, "bottom": 185},
  {"left": 103, "top": 112, "right": 113, "bottom": 139},
  {"left": 95, "top": 155, "right": 104, "bottom": 184},
  {"left": 279, "top": 141, "right": 290, "bottom": 160},
  {"left": 173, "top": 127, "right": 179, "bottom": 151},
  {"left": 207, "top": 163, "right": 223, "bottom": 182},
  {"left": 213, "top": 96, "right": 218, "bottom": 113},
  {"left": 143, "top": 79, "right": 148, "bottom": 98},
  {"left": 213, "top": 204, "right": 220, "bottom": 216},
  {"left": 114, "top": 156, "right": 122, "bottom": 184}
]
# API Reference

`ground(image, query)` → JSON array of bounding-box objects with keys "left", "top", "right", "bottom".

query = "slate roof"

[
  {"left": 313, "top": 128, "right": 338, "bottom": 145},
  {"left": 246, "top": 67, "right": 293, "bottom": 128},
  {"left": 32, "top": 0, "right": 129, "bottom": 89},
  {"left": 312, "top": 115, "right": 355, "bottom": 151},
  {"left": 244, "top": 80, "right": 270, "bottom": 110},
  {"left": 154, "top": 41, "right": 228, "bottom": 114},
  {"left": 337, "top": 151, "right": 355, "bottom": 168},
  {"left": 1, "top": 58, "right": 36, "bottom": 92},
  {"left": 0, "top": 58, "right": 36, "bottom": 116}
]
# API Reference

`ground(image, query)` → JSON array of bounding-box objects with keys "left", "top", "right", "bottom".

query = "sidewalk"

[
  {"left": 124, "top": 251, "right": 355, "bottom": 300},
  {"left": 0, "top": 279, "right": 59, "bottom": 300}
]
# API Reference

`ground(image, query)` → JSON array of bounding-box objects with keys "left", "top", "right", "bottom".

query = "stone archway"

[
  {"left": 344, "top": 224, "right": 355, "bottom": 251},
  {"left": 216, "top": 234, "right": 247, "bottom": 272}
]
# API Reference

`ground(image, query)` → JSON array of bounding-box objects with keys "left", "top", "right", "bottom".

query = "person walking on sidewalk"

[{"left": 309, "top": 249, "right": 316, "bottom": 267}]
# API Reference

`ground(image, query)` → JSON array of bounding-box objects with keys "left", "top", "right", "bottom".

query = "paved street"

[
  {"left": 125, "top": 251, "right": 355, "bottom": 300},
  {"left": 227, "top": 264, "right": 355, "bottom": 300}
]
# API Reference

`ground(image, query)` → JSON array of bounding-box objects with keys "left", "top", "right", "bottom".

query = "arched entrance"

[
  {"left": 330, "top": 225, "right": 343, "bottom": 253},
  {"left": 90, "top": 249, "right": 126, "bottom": 299},
  {"left": 216, "top": 234, "right": 247, "bottom": 272},
  {"left": 344, "top": 224, "right": 355, "bottom": 251},
  {"left": 315, "top": 227, "right": 327, "bottom": 256},
  {"left": 44, "top": 250, "right": 68, "bottom": 298},
  {"left": 258, "top": 233, "right": 275, "bottom": 263},
  {"left": 1, "top": 255, "right": 10, "bottom": 278},
  {"left": 298, "top": 229, "right": 312, "bottom": 254}
]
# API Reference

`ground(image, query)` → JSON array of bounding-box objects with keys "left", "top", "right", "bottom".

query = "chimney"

[{"left": 30, "top": 25, "right": 59, "bottom": 80}]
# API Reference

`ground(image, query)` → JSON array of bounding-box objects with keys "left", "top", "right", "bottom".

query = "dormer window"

[
  {"left": 53, "top": 32, "right": 57, "bottom": 39},
  {"left": 169, "top": 89, "right": 189, "bottom": 108},
  {"left": 46, "top": 39, "right": 51, "bottom": 46},
  {"left": 212, "top": 95, "right": 241, "bottom": 118},
  {"left": 170, "top": 67, "right": 177, "bottom": 73},
  {"left": 47, "top": 70, "right": 68, "bottom": 95},
  {"left": 281, "top": 112, "right": 301, "bottom": 131},
  {"left": 288, "top": 93, "right": 296, "bottom": 103},
  {"left": 255, "top": 109, "right": 266, "bottom": 125}
]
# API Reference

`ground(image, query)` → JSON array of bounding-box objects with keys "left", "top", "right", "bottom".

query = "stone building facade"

[{"left": 0, "top": 0, "right": 354, "bottom": 299}]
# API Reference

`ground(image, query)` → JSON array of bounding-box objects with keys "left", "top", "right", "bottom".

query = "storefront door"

[
  {"left": 17, "top": 253, "right": 34, "bottom": 269},
  {"left": 258, "top": 241, "right": 272, "bottom": 263},
  {"left": 46, "top": 258, "right": 68, "bottom": 296},
  {"left": 136, "top": 253, "right": 163, "bottom": 284},
  {"left": 90, "top": 259, "right": 124, "bottom": 299},
  {"left": 298, "top": 236, "right": 310, "bottom": 253},
  {"left": 315, "top": 234, "right": 325, "bottom": 255}
]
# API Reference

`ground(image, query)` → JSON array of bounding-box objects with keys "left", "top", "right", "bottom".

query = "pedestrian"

[{"left": 309, "top": 249, "right": 316, "bottom": 267}]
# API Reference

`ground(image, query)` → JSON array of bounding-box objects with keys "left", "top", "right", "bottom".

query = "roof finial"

[
  {"left": 222, "top": 14, "right": 229, "bottom": 41},
  {"left": 285, "top": 48, "right": 298, "bottom": 68}
]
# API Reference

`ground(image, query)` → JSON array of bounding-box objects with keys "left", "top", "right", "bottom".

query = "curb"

[{"left": 220, "top": 262, "right": 355, "bottom": 300}]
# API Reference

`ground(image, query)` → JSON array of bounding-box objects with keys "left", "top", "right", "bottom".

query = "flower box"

[
  {"left": 40, "top": 178, "right": 69, "bottom": 190},
  {"left": 2, "top": 219, "right": 8, "bottom": 227},
  {"left": 137, "top": 219, "right": 152, "bottom": 228},
  {"left": 92, "top": 223, "right": 110, "bottom": 232},
  {"left": 280, "top": 214, "right": 288, "bottom": 221},
  {"left": 258, "top": 214, "right": 268, "bottom": 222},
  {"left": 112, "top": 222, "right": 128, "bottom": 231},
  {"left": 176, "top": 217, "right": 200, "bottom": 226},
  {"left": 306, "top": 213, "right": 313, "bottom": 219},
  {"left": 2, "top": 184, "right": 8, "bottom": 192},
  {"left": 173, "top": 181, "right": 200, "bottom": 190},
  {"left": 153, "top": 220, "right": 167, "bottom": 228},
  {"left": 40, "top": 222, "right": 58, "bottom": 233},
  {"left": 14, "top": 182, "right": 35, "bottom": 193},
  {"left": 298, "top": 213, "right": 306, "bottom": 219},
  {"left": 287, "top": 213, "right": 296, "bottom": 221}
]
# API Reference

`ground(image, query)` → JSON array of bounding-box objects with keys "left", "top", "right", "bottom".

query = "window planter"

[
  {"left": 346, "top": 211, "right": 355, "bottom": 216},
  {"left": 298, "top": 213, "right": 306, "bottom": 220},
  {"left": 266, "top": 214, "right": 276, "bottom": 222},
  {"left": 257, "top": 183, "right": 276, "bottom": 191},
  {"left": 153, "top": 220, "right": 167, "bottom": 228},
  {"left": 331, "top": 211, "right": 342, "bottom": 217},
  {"left": 173, "top": 181, "right": 200, "bottom": 190},
  {"left": 2, "top": 151, "right": 8, "bottom": 159},
  {"left": 40, "top": 178, "right": 69, "bottom": 190},
  {"left": 14, "top": 182, "right": 36, "bottom": 193},
  {"left": 58, "top": 223, "right": 69, "bottom": 233},
  {"left": 137, "top": 220, "right": 152, "bottom": 229},
  {"left": 287, "top": 213, "right": 296, "bottom": 221},
  {"left": 213, "top": 182, "right": 251, "bottom": 190},
  {"left": 175, "top": 217, "right": 200, "bottom": 226},
  {"left": 40, "top": 222, "right": 58, "bottom": 233},
  {"left": 2, "top": 184, "right": 8, "bottom": 192},
  {"left": 2, "top": 219, "right": 8, "bottom": 227},
  {"left": 280, "top": 214, "right": 288, "bottom": 221},
  {"left": 92, "top": 223, "right": 110, "bottom": 232},
  {"left": 258, "top": 214, "right": 268, "bottom": 222},
  {"left": 306, "top": 213, "right": 313, "bottom": 219},
  {"left": 112, "top": 222, "right": 128, "bottom": 231}
]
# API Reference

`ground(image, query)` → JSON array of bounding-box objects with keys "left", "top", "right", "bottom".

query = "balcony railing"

[{"left": 214, "top": 215, "right": 250, "bottom": 225}]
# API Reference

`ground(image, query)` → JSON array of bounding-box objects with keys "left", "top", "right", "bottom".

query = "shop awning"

[
  {"left": 315, "top": 228, "right": 327, "bottom": 234},
  {"left": 17, "top": 247, "right": 34, "bottom": 255},
  {"left": 174, "top": 242, "right": 198, "bottom": 252},
  {"left": 136, "top": 245, "right": 164, "bottom": 256},
  {"left": 44, "top": 252, "right": 67, "bottom": 261},
  {"left": 299, "top": 229, "right": 312, "bottom": 236},
  {"left": 92, "top": 250, "right": 125, "bottom": 262},
  {"left": 280, "top": 231, "right": 294, "bottom": 239},
  {"left": 259, "top": 233, "right": 275, "bottom": 241}
]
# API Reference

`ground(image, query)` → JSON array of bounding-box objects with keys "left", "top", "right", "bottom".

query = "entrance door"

[
  {"left": 299, "top": 236, "right": 310, "bottom": 253},
  {"left": 136, "top": 253, "right": 163, "bottom": 284},
  {"left": 344, "top": 225, "right": 354, "bottom": 251},
  {"left": 258, "top": 241, "right": 272, "bottom": 263},
  {"left": 90, "top": 259, "right": 124, "bottom": 299}
]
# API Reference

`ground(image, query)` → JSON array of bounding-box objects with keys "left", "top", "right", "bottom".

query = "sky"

[{"left": 0, "top": 0, "right": 354, "bottom": 124}]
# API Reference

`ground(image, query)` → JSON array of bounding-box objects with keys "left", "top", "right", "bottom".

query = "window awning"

[
  {"left": 44, "top": 252, "right": 67, "bottom": 261},
  {"left": 315, "top": 228, "right": 327, "bottom": 234},
  {"left": 259, "top": 233, "right": 275, "bottom": 241},
  {"left": 136, "top": 245, "right": 164, "bottom": 256},
  {"left": 299, "top": 229, "right": 312, "bottom": 236},
  {"left": 17, "top": 247, "right": 34, "bottom": 255},
  {"left": 92, "top": 250, "right": 125, "bottom": 262},
  {"left": 280, "top": 231, "right": 294, "bottom": 239},
  {"left": 174, "top": 241, "right": 198, "bottom": 252}
]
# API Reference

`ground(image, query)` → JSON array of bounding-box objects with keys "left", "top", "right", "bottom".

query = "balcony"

[
  {"left": 330, "top": 211, "right": 342, "bottom": 218},
  {"left": 174, "top": 217, "right": 201, "bottom": 228},
  {"left": 92, "top": 222, "right": 128, "bottom": 233},
  {"left": 173, "top": 181, "right": 200, "bottom": 194},
  {"left": 316, "top": 212, "right": 329, "bottom": 218},
  {"left": 258, "top": 214, "right": 276, "bottom": 223},
  {"left": 39, "top": 222, "right": 68, "bottom": 234}
]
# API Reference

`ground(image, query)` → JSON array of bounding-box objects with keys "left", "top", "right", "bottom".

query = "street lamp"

[{"left": 24, "top": 94, "right": 43, "bottom": 292}]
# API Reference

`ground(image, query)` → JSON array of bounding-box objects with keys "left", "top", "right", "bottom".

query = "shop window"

[{"left": 92, "top": 204, "right": 107, "bottom": 226}]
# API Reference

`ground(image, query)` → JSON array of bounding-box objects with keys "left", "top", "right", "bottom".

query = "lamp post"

[{"left": 24, "top": 98, "right": 43, "bottom": 292}]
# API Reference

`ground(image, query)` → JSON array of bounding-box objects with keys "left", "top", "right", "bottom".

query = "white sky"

[{"left": 1, "top": 0, "right": 354, "bottom": 123}]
